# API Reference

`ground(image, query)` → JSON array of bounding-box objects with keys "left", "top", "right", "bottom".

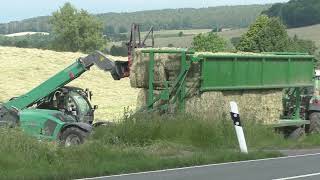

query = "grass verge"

[{"left": 2, "top": 114, "right": 320, "bottom": 180}]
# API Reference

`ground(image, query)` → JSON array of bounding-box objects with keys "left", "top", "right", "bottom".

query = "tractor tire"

[
  {"left": 60, "top": 127, "right": 88, "bottom": 147},
  {"left": 309, "top": 112, "right": 320, "bottom": 133},
  {"left": 288, "top": 127, "right": 305, "bottom": 139}
]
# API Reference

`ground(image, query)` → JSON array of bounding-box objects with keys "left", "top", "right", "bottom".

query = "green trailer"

[
  {"left": 139, "top": 48, "right": 316, "bottom": 130},
  {"left": 199, "top": 53, "right": 314, "bottom": 91}
]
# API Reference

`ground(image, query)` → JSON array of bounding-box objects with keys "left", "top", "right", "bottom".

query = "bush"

[
  {"left": 118, "top": 26, "right": 128, "bottom": 33},
  {"left": 236, "top": 15, "right": 290, "bottom": 52},
  {"left": 230, "top": 37, "right": 241, "bottom": 47},
  {"left": 109, "top": 43, "right": 128, "bottom": 57},
  {"left": 192, "top": 32, "right": 227, "bottom": 52},
  {"left": 0, "top": 34, "right": 53, "bottom": 49},
  {"left": 288, "top": 35, "right": 317, "bottom": 54}
]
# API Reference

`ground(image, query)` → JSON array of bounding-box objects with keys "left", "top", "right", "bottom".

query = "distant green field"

[
  {"left": 141, "top": 28, "right": 246, "bottom": 48},
  {"left": 139, "top": 24, "right": 320, "bottom": 50},
  {"left": 140, "top": 29, "right": 212, "bottom": 36},
  {"left": 287, "top": 24, "right": 320, "bottom": 52}
]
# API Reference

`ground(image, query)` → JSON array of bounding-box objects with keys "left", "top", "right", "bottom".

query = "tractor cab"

[
  {"left": 36, "top": 86, "right": 96, "bottom": 124},
  {"left": 308, "top": 70, "right": 320, "bottom": 113},
  {"left": 283, "top": 70, "right": 320, "bottom": 124}
]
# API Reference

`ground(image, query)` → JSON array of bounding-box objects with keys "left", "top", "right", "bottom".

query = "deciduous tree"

[{"left": 50, "top": 3, "right": 106, "bottom": 53}]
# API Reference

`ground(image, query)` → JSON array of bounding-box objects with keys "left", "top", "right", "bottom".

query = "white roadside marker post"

[{"left": 230, "top": 101, "right": 248, "bottom": 154}]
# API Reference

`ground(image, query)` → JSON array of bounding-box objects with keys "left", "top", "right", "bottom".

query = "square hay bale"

[
  {"left": 130, "top": 48, "right": 201, "bottom": 91},
  {"left": 136, "top": 89, "right": 283, "bottom": 124},
  {"left": 185, "top": 90, "right": 283, "bottom": 124}
]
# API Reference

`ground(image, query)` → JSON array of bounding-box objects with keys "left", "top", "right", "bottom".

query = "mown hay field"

[
  {"left": 0, "top": 46, "right": 139, "bottom": 120},
  {"left": 142, "top": 24, "right": 320, "bottom": 49}
]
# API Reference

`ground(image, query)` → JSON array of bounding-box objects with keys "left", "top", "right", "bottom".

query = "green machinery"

[
  {"left": 139, "top": 49, "right": 317, "bottom": 133},
  {"left": 0, "top": 46, "right": 317, "bottom": 145},
  {"left": 0, "top": 51, "right": 125, "bottom": 146}
]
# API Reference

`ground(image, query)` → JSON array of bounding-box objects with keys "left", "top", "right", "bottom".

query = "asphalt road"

[{"left": 81, "top": 153, "right": 320, "bottom": 180}]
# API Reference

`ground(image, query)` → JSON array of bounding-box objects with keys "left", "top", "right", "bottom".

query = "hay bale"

[
  {"left": 137, "top": 89, "right": 283, "bottom": 124},
  {"left": 130, "top": 48, "right": 171, "bottom": 88},
  {"left": 185, "top": 89, "right": 283, "bottom": 124},
  {"left": 136, "top": 89, "right": 148, "bottom": 108},
  {"left": 130, "top": 48, "right": 201, "bottom": 91}
]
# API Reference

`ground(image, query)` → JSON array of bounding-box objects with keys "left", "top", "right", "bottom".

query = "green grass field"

[
  {"left": 287, "top": 24, "right": 320, "bottom": 52},
  {"left": 140, "top": 24, "right": 320, "bottom": 50}
]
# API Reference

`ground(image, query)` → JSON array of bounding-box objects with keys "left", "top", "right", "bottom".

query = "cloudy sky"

[{"left": 0, "top": 0, "right": 289, "bottom": 23}]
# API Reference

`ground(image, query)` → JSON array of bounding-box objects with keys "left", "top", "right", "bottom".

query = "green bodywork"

[
  {"left": 199, "top": 53, "right": 314, "bottom": 91},
  {"left": 1, "top": 59, "right": 89, "bottom": 141},
  {"left": 19, "top": 109, "right": 66, "bottom": 141}
]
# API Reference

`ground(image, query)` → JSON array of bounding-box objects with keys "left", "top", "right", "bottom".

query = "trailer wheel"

[
  {"left": 309, "top": 112, "right": 320, "bottom": 133},
  {"left": 288, "top": 127, "right": 305, "bottom": 139},
  {"left": 60, "top": 127, "right": 88, "bottom": 147}
]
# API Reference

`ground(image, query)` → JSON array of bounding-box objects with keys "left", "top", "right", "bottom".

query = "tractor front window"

[{"left": 69, "top": 91, "right": 91, "bottom": 121}]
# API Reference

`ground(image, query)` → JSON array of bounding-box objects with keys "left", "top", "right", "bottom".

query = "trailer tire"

[
  {"left": 309, "top": 112, "right": 320, "bottom": 133},
  {"left": 60, "top": 127, "right": 88, "bottom": 147},
  {"left": 288, "top": 127, "right": 305, "bottom": 139}
]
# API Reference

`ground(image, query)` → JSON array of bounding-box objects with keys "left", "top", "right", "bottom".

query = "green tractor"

[
  {"left": 282, "top": 70, "right": 320, "bottom": 137},
  {"left": 307, "top": 70, "right": 320, "bottom": 132},
  {"left": 0, "top": 51, "right": 128, "bottom": 146}
]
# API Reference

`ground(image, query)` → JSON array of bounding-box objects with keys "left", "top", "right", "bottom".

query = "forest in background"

[
  {"left": 263, "top": 0, "right": 320, "bottom": 28},
  {"left": 0, "top": 4, "right": 270, "bottom": 35}
]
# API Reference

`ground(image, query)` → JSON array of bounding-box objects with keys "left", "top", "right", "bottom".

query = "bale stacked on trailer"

[
  {"left": 185, "top": 90, "right": 283, "bottom": 124},
  {"left": 130, "top": 48, "right": 292, "bottom": 124},
  {"left": 130, "top": 48, "right": 200, "bottom": 96}
]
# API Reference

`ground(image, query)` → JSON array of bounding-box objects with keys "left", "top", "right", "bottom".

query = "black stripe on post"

[{"left": 230, "top": 112, "right": 241, "bottom": 127}]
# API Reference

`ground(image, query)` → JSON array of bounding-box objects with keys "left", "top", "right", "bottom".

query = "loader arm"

[{"left": 2, "top": 51, "right": 118, "bottom": 111}]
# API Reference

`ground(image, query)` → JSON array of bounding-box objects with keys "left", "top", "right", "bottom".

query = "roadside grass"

[
  {"left": 6, "top": 113, "right": 320, "bottom": 179},
  {"left": 3, "top": 113, "right": 320, "bottom": 179}
]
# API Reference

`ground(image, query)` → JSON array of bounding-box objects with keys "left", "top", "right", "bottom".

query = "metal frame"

[{"left": 139, "top": 49, "right": 195, "bottom": 112}]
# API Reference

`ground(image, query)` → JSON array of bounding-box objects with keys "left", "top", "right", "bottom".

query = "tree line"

[
  {"left": 0, "top": 4, "right": 270, "bottom": 35},
  {"left": 192, "top": 15, "right": 318, "bottom": 60},
  {"left": 0, "top": 2, "right": 318, "bottom": 60},
  {"left": 0, "top": 34, "right": 53, "bottom": 49},
  {"left": 262, "top": 0, "right": 320, "bottom": 28},
  {"left": 0, "top": 3, "right": 106, "bottom": 54}
]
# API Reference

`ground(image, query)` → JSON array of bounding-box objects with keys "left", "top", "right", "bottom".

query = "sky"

[{"left": 0, "top": 0, "right": 289, "bottom": 23}]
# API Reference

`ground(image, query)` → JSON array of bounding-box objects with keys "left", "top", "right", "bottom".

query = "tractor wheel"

[
  {"left": 288, "top": 127, "right": 305, "bottom": 139},
  {"left": 60, "top": 127, "right": 88, "bottom": 147},
  {"left": 309, "top": 112, "right": 320, "bottom": 133}
]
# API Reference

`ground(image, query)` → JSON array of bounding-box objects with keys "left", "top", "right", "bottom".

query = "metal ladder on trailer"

[{"left": 138, "top": 49, "right": 198, "bottom": 113}]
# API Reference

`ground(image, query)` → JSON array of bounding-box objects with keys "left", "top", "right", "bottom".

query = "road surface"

[{"left": 81, "top": 153, "right": 320, "bottom": 180}]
